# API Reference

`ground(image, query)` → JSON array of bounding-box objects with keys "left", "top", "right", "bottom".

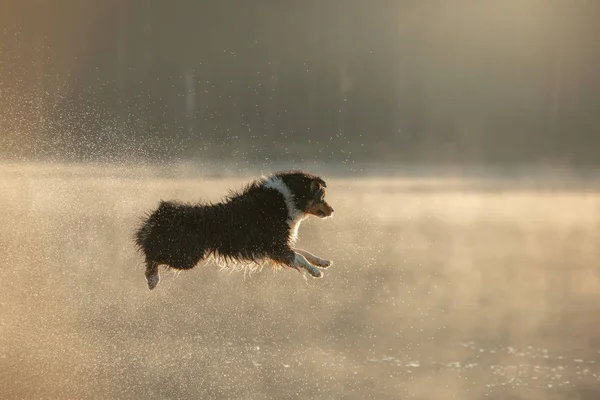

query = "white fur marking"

[
  {"left": 263, "top": 176, "right": 306, "bottom": 243},
  {"left": 287, "top": 217, "right": 306, "bottom": 245},
  {"left": 263, "top": 176, "right": 302, "bottom": 221},
  {"left": 264, "top": 176, "right": 307, "bottom": 244}
]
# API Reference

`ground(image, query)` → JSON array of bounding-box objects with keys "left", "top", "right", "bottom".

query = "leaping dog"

[{"left": 135, "top": 171, "right": 334, "bottom": 290}]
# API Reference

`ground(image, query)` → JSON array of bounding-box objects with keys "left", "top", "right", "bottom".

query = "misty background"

[
  {"left": 2, "top": 2, "right": 600, "bottom": 399},
  {"left": 2, "top": 0, "right": 600, "bottom": 165}
]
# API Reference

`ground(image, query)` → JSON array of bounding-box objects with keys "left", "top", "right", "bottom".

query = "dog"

[{"left": 135, "top": 171, "right": 334, "bottom": 290}]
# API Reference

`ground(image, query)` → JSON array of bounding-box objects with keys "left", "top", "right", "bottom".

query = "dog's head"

[{"left": 276, "top": 171, "right": 334, "bottom": 218}]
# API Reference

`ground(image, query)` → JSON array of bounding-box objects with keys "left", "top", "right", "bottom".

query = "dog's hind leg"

[
  {"left": 145, "top": 259, "right": 160, "bottom": 290},
  {"left": 293, "top": 248, "right": 332, "bottom": 268}
]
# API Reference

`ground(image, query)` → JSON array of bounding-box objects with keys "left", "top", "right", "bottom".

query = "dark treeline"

[{"left": 1, "top": 1, "right": 600, "bottom": 165}]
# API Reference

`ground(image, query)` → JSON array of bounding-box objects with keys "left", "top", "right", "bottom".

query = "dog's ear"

[{"left": 310, "top": 178, "right": 326, "bottom": 191}]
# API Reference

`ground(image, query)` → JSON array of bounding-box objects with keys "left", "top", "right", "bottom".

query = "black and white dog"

[{"left": 135, "top": 171, "right": 334, "bottom": 290}]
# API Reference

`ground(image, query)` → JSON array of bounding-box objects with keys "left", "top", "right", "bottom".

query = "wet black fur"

[{"left": 134, "top": 171, "right": 325, "bottom": 276}]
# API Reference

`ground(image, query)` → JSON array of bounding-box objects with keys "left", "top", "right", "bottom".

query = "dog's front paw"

[
  {"left": 312, "top": 269, "right": 324, "bottom": 278},
  {"left": 315, "top": 259, "right": 332, "bottom": 268},
  {"left": 306, "top": 265, "right": 324, "bottom": 278}
]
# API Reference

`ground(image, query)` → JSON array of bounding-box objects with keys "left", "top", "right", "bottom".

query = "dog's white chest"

[{"left": 288, "top": 216, "right": 305, "bottom": 245}]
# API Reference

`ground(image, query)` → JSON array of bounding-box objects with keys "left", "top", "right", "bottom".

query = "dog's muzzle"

[{"left": 309, "top": 201, "right": 334, "bottom": 218}]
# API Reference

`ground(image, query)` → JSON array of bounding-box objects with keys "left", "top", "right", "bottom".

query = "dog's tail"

[
  {"left": 134, "top": 201, "right": 183, "bottom": 290},
  {"left": 134, "top": 214, "right": 154, "bottom": 252},
  {"left": 134, "top": 209, "right": 160, "bottom": 290},
  {"left": 133, "top": 201, "right": 169, "bottom": 252}
]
